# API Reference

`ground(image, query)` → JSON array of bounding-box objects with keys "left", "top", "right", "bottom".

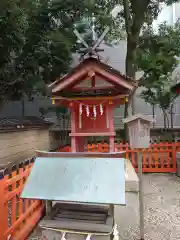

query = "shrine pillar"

[
  {"left": 70, "top": 106, "right": 77, "bottom": 152},
  {"left": 108, "top": 103, "right": 115, "bottom": 152}
]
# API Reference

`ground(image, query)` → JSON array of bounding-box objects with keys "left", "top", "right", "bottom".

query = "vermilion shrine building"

[{"left": 49, "top": 57, "right": 137, "bottom": 152}]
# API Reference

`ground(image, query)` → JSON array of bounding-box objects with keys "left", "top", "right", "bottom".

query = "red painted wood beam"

[
  {"left": 91, "top": 75, "right": 95, "bottom": 88},
  {"left": 92, "top": 66, "right": 136, "bottom": 90},
  {"left": 52, "top": 67, "right": 90, "bottom": 93},
  {"left": 65, "top": 75, "right": 129, "bottom": 93},
  {"left": 68, "top": 86, "right": 125, "bottom": 92}
]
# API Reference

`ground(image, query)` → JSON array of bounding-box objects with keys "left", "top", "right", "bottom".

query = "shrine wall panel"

[
  {"left": 76, "top": 106, "right": 109, "bottom": 133},
  {"left": 76, "top": 77, "right": 113, "bottom": 88}
]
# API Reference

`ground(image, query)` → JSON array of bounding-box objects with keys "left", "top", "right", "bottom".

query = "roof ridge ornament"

[{"left": 73, "top": 5, "right": 121, "bottom": 62}]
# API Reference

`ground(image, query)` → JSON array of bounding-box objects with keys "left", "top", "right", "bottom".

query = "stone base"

[
  {"left": 41, "top": 229, "right": 112, "bottom": 240},
  {"left": 39, "top": 203, "right": 114, "bottom": 240}
]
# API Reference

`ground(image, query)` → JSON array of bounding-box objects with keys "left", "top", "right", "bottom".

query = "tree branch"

[
  {"left": 123, "top": 0, "right": 131, "bottom": 35},
  {"left": 131, "top": 0, "right": 151, "bottom": 36}
]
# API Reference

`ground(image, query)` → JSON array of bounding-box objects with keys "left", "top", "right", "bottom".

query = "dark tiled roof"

[
  {"left": 0, "top": 117, "right": 51, "bottom": 131},
  {"left": 49, "top": 57, "right": 137, "bottom": 89},
  {"left": 88, "top": 57, "right": 137, "bottom": 84}
]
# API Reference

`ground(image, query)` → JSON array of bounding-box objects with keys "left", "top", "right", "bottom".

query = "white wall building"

[{"left": 104, "top": 2, "right": 180, "bottom": 130}]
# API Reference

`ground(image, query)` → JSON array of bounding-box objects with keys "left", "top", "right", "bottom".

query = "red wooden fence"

[
  {"left": 0, "top": 142, "right": 178, "bottom": 240},
  {"left": 85, "top": 142, "right": 178, "bottom": 173},
  {"left": 0, "top": 159, "right": 44, "bottom": 240},
  {"left": 57, "top": 142, "right": 178, "bottom": 172}
]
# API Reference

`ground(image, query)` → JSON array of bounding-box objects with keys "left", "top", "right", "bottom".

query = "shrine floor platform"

[{"left": 29, "top": 173, "right": 180, "bottom": 240}]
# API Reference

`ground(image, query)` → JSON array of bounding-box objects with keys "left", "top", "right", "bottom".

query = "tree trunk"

[
  {"left": 126, "top": 37, "right": 136, "bottom": 78},
  {"left": 170, "top": 103, "right": 174, "bottom": 129},
  {"left": 21, "top": 99, "right": 25, "bottom": 117},
  {"left": 123, "top": 0, "right": 150, "bottom": 141},
  {"left": 0, "top": 100, "right": 5, "bottom": 113},
  {"left": 162, "top": 109, "right": 167, "bottom": 130},
  {"left": 125, "top": 35, "right": 137, "bottom": 115},
  {"left": 124, "top": 36, "right": 137, "bottom": 141},
  {"left": 152, "top": 104, "right": 155, "bottom": 128},
  {"left": 165, "top": 112, "right": 169, "bottom": 129}
]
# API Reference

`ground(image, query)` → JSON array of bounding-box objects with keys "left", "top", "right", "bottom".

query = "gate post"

[{"left": 0, "top": 171, "right": 8, "bottom": 240}]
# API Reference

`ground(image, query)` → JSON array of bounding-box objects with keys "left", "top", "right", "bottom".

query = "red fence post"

[
  {"left": 51, "top": 141, "right": 178, "bottom": 171},
  {"left": 172, "top": 142, "right": 177, "bottom": 172},
  {"left": 0, "top": 173, "right": 8, "bottom": 240}
]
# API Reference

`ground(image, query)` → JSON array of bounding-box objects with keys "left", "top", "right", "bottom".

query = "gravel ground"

[
  {"left": 29, "top": 173, "right": 180, "bottom": 240},
  {"left": 143, "top": 173, "right": 180, "bottom": 240}
]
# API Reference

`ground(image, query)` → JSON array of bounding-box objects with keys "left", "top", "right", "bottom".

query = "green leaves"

[
  {"left": 0, "top": 0, "right": 124, "bottom": 103},
  {"left": 0, "top": 0, "right": 74, "bottom": 102},
  {"left": 137, "top": 21, "right": 180, "bottom": 122}
]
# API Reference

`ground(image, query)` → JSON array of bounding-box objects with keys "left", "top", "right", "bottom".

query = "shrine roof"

[
  {"left": 0, "top": 117, "right": 51, "bottom": 132},
  {"left": 49, "top": 57, "right": 138, "bottom": 94},
  {"left": 21, "top": 156, "right": 125, "bottom": 205},
  {"left": 122, "top": 113, "right": 155, "bottom": 124}
]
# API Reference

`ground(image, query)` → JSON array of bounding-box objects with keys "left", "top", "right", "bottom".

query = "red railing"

[
  {"left": 85, "top": 142, "right": 178, "bottom": 172},
  {"left": 0, "top": 142, "right": 178, "bottom": 240},
  {"left": 56, "top": 142, "right": 178, "bottom": 172},
  {"left": 0, "top": 159, "right": 44, "bottom": 240}
]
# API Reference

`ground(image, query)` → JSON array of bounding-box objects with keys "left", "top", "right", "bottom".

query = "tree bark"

[
  {"left": 163, "top": 111, "right": 166, "bottom": 129},
  {"left": 162, "top": 109, "right": 169, "bottom": 130},
  {"left": 165, "top": 112, "right": 169, "bottom": 129},
  {"left": 123, "top": 35, "right": 137, "bottom": 141},
  {"left": 126, "top": 35, "right": 137, "bottom": 115},
  {"left": 21, "top": 99, "right": 25, "bottom": 117},
  {"left": 170, "top": 103, "right": 174, "bottom": 129},
  {"left": 0, "top": 100, "right": 6, "bottom": 113},
  {"left": 123, "top": 0, "right": 150, "bottom": 141},
  {"left": 152, "top": 104, "right": 155, "bottom": 128},
  {"left": 126, "top": 37, "right": 136, "bottom": 78}
]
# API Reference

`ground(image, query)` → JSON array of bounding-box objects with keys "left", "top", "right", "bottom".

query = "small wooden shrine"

[
  {"left": 21, "top": 57, "right": 139, "bottom": 240},
  {"left": 49, "top": 57, "right": 137, "bottom": 152}
]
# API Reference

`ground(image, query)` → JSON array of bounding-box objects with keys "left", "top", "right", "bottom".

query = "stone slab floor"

[{"left": 29, "top": 173, "right": 180, "bottom": 240}]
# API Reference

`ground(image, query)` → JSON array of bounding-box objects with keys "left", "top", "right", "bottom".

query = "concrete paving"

[{"left": 29, "top": 173, "right": 180, "bottom": 240}]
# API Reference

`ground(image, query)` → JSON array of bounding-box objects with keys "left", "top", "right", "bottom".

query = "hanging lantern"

[
  {"left": 93, "top": 105, "right": 97, "bottom": 118},
  {"left": 86, "top": 105, "right": 90, "bottom": 117},
  {"left": 125, "top": 97, "right": 128, "bottom": 102},
  {"left": 79, "top": 103, "right": 83, "bottom": 115},
  {"left": 100, "top": 104, "right": 103, "bottom": 115},
  {"left": 52, "top": 99, "right": 55, "bottom": 105}
]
